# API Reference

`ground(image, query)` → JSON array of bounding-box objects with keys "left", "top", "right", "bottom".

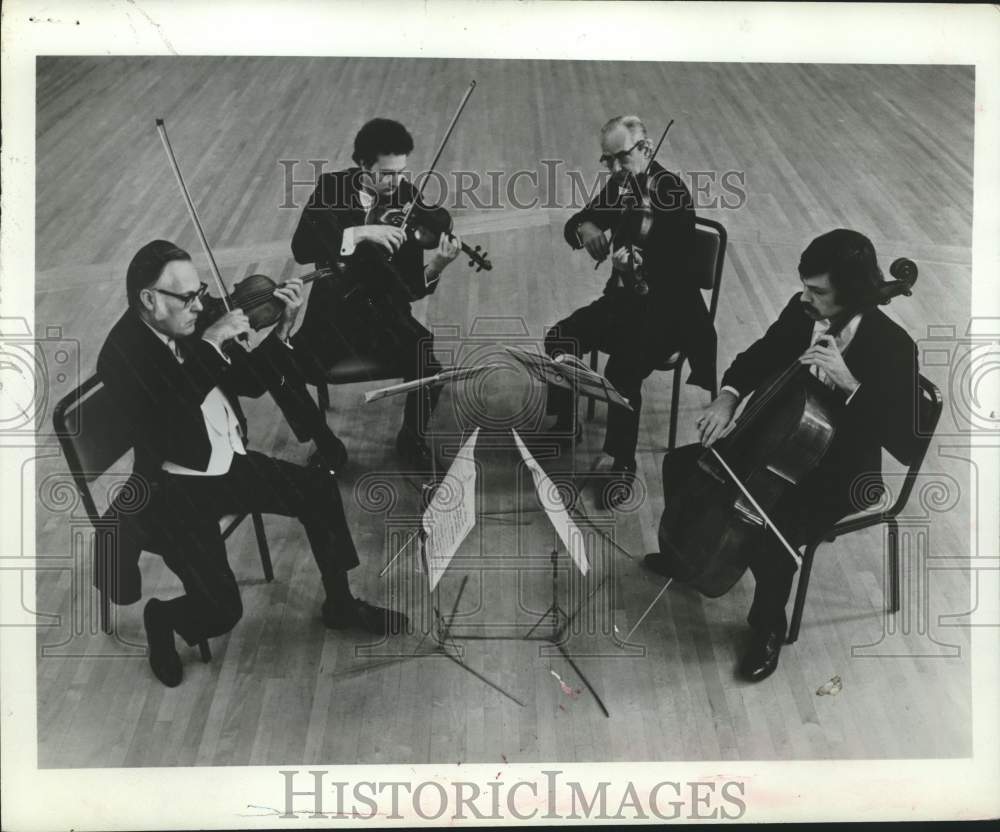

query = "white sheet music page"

[
  {"left": 422, "top": 427, "right": 480, "bottom": 590},
  {"left": 511, "top": 428, "right": 590, "bottom": 575}
]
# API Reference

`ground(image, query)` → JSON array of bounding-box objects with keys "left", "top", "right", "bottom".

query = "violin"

[
  {"left": 658, "top": 257, "right": 918, "bottom": 597},
  {"left": 155, "top": 118, "right": 338, "bottom": 448},
  {"left": 608, "top": 178, "right": 654, "bottom": 296},
  {"left": 196, "top": 267, "right": 334, "bottom": 336},
  {"left": 372, "top": 193, "right": 492, "bottom": 273},
  {"left": 360, "top": 80, "right": 492, "bottom": 280},
  {"left": 599, "top": 119, "right": 675, "bottom": 297}
]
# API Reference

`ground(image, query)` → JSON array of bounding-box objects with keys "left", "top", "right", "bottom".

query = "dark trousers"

[
  {"left": 292, "top": 255, "right": 442, "bottom": 439},
  {"left": 661, "top": 443, "right": 845, "bottom": 635},
  {"left": 544, "top": 293, "right": 668, "bottom": 461},
  {"left": 154, "top": 451, "right": 359, "bottom": 646}
]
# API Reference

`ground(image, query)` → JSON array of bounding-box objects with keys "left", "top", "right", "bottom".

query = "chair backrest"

[
  {"left": 887, "top": 374, "right": 943, "bottom": 515},
  {"left": 52, "top": 374, "right": 133, "bottom": 523},
  {"left": 693, "top": 217, "right": 727, "bottom": 323}
]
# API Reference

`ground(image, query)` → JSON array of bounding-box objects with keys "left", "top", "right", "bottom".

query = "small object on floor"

[
  {"left": 599, "top": 457, "right": 637, "bottom": 510},
  {"left": 816, "top": 675, "right": 843, "bottom": 696},
  {"left": 739, "top": 627, "right": 783, "bottom": 682},
  {"left": 143, "top": 598, "right": 183, "bottom": 688},
  {"left": 322, "top": 597, "right": 409, "bottom": 636},
  {"left": 550, "top": 669, "right": 580, "bottom": 698}
]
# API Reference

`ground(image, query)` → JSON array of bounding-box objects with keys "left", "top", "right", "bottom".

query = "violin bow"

[
  {"left": 155, "top": 117, "right": 330, "bottom": 446},
  {"left": 398, "top": 80, "right": 478, "bottom": 236},
  {"left": 155, "top": 119, "right": 236, "bottom": 316}
]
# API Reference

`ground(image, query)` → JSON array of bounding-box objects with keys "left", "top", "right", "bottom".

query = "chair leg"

[
  {"left": 198, "top": 640, "right": 212, "bottom": 662},
  {"left": 787, "top": 542, "right": 819, "bottom": 644},
  {"left": 887, "top": 517, "right": 900, "bottom": 614},
  {"left": 317, "top": 382, "right": 330, "bottom": 411},
  {"left": 586, "top": 349, "right": 598, "bottom": 422},
  {"left": 668, "top": 363, "right": 683, "bottom": 451},
  {"left": 252, "top": 511, "right": 273, "bottom": 582}
]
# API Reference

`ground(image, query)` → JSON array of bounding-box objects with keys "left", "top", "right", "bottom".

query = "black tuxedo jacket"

[
  {"left": 721, "top": 293, "right": 920, "bottom": 518},
  {"left": 94, "top": 309, "right": 293, "bottom": 603},
  {"left": 563, "top": 162, "right": 716, "bottom": 389},
  {"left": 98, "top": 309, "right": 292, "bottom": 478},
  {"left": 291, "top": 168, "right": 436, "bottom": 369},
  {"left": 291, "top": 168, "right": 432, "bottom": 300}
]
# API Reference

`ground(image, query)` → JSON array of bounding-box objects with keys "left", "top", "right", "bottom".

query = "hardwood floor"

[{"left": 33, "top": 57, "right": 974, "bottom": 766}]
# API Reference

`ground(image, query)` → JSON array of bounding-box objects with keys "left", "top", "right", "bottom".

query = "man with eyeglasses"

[
  {"left": 290, "top": 118, "right": 462, "bottom": 469},
  {"left": 97, "top": 240, "right": 407, "bottom": 688},
  {"left": 544, "top": 115, "right": 716, "bottom": 509}
]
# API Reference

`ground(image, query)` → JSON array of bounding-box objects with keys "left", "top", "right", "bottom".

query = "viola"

[{"left": 658, "top": 257, "right": 918, "bottom": 597}]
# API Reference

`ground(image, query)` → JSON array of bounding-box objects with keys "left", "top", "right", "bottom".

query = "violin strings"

[{"left": 226, "top": 269, "right": 331, "bottom": 309}]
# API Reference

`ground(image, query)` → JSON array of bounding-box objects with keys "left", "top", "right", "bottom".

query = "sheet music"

[
  {"left": 511, "top": 429, "right": 590, "bottom": 575},
  {"left": 422, "top": 428, "right": 480, "bottom": 590},
  {"left": 364, "top": 365, "right": 503, "bottom": 403},
  {"left": 503, "top": 345, "right": 633, "bottom": 410}
]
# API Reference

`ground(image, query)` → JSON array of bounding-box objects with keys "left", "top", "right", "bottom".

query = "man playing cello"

[{"left": 646, "top": 229, "right": 920, "bottom": 681}]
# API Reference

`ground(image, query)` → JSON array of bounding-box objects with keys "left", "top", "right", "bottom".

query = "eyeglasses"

[
  {"left": 153, "top": 283, "right": 208, "bottom": 307},
  {"left": 599, "top": 139, "right": 646, "bottom": 169}
]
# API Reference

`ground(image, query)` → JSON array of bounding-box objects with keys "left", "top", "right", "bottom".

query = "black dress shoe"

[
  {"left": 599, "top": 458, "right": 637, "bottom": 510},
  {"left": 309, "top": 433, "right": 348, "bottom": 473},
  {"left": 396, "top": 429, "right": 434, "bottom": 469},
  {"left": 739, "top": 628, "right": 784, "bottom": 682},
  {"left": 322, "top": 598, "right": 409, "bottom": 636},
  {"left": 642, "top": 552, "right": 674, "bottom": 578},
  {"left": 143, "top": 599, "right": 183, "bottom": 688}
]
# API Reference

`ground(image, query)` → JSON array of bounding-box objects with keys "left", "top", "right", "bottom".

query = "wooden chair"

[
  {"left": 52, "top": 374, "right": 273, "bottom": 662},
  {"left": 586, "top": 216, "right": 727, "bottom": 450},
  {"left": 786, "top": 374, "right": 944, "bottom": 643}
]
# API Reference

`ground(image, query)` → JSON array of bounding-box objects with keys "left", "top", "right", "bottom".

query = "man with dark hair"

[
  {"left": 290, "top": 117, "right": 461, "bottom": 468},
  {"left": 98, "top": 240, "right": 407, "bottom": 688},
  {"left": 645, "top": 229, "right": 920, "bottom": 682},
  {"left": 544, "top": 114, "right": 716, "bottom": 509}
]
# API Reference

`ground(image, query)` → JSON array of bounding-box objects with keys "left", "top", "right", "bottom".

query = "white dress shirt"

[
  {"left": 142, "top": 321, "right": 246, "bottom": 476},
  {"left": 337, "top": 189, "right": 375, "bottom": 256}
]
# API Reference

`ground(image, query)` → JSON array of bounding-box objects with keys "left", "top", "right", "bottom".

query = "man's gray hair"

[{"left": 600, "top": 115, "right": 648, "bottom": 142}]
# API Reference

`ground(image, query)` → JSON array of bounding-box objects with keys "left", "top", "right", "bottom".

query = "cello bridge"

[{"left": 733, "top": 497, "right": 765, "bottom": 527}]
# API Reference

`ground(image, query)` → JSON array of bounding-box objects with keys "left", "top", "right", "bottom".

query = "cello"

[{"left": 657, "top": 257, "right": 919, "bottom": 597}]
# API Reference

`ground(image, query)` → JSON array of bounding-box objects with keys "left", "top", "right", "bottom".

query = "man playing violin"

[
  {"left": 97, "top": 240, "right": 408, "bottom": 688},
  {"left": 290, "top": 118, "right": 462, "bottom": 468},
  {"left": 646, "top": 229, "right": 920, "bottom": 682},
  {"left": 544, "top": 115, "right": 716, "bottom": 509}
]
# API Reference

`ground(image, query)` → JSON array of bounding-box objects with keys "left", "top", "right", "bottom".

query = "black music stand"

[
  {"left": 455, "top": 523, "right": 612, "bottom": 717},
  {"left": 330, "top": 531, "right": 524, "bottom": 707}
]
